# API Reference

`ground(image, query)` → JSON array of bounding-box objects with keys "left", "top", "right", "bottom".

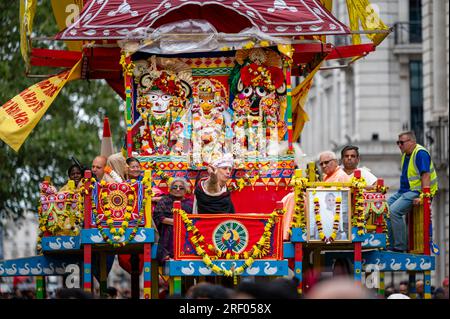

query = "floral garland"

[
  {"left": 289, "top": 176, "right": 308, "bottom": 234},
  {"left": 227, "top": 170, "right": 261, "bottom": 192},
  {"left": 351, "top": 176, "right": 366, "bottom": 236},
  {"left": 174, "top": 207, "right": 285, "bottom": 276},
  {"left": 119, "top": 53, "right": 135, "bottom": 77},
  {"left": 313, "top": 196, "right": 341, "bottom": 244}
]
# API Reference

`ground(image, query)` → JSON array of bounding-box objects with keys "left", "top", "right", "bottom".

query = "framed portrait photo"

[{"left": 306, "top": 188, "right": 352, "bottom": 243}]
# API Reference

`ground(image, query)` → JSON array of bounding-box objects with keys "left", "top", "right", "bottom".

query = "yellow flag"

[
  {"left": 291, "top": 62, "right": 323, "bottom": 141},
  {"left": 346, "top": 0, "right": 390, "bottom": 46},
  {"left": 20, "top": 0, "right": 37, "bottom": 69},
  {"left": 0, "top": 60, "right": 81, "bottom": 152}
]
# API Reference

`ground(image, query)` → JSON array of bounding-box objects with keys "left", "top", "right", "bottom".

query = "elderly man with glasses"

[
  {"left": 318, "top": 151, "right": 351, "bottom": 183},
  {"left": 386, "top": 131, "right": 438, "bottom": 252}
]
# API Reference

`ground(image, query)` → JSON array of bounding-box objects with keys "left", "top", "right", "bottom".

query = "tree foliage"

[{"left": 0, "top": 1, "right": 124, "bottom": 221}]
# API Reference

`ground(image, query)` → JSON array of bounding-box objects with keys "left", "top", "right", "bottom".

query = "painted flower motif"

[{"left": 154, "top": 127, "right": 166, "bottom": 137}]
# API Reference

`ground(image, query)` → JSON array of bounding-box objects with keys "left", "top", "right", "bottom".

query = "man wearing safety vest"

[{"left": 387, "top": 131, "right": 438, "bottom": 252}]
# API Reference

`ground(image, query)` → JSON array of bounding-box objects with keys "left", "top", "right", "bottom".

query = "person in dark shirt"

[
  {"left": 153, "top": 177, "right": 193, "bottom": 262},
  {"left": 193, "top": 153, "right": 235, "bottom": 214}
]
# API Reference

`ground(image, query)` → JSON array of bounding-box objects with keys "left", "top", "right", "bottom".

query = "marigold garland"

[
  {"left": 289, "top": 176, "right": 308, "bottom": 233},
  {"left": 313, "top": 196, "right": 341, "bottom": 244},
  {"left": 174, "top": 207, "right": 285, "bottom": 276},
  {"left": 351, "top": 176, "right": 366, "bottom": 236}
]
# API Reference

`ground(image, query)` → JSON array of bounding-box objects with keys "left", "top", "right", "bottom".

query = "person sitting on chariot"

[
  {"left": 91, "top": 155, "right": 107, "bottom": 181},
  {"left": 153, "top": 177, "right": 193, "bottom": 263},
  {"left": 193, "top": 153, "right": 235, "bottom": 214},
  {"left": 59, "top": 163, "right": 84, "bottom": 192},
  {"left": 126, "top": 156, "right": 163, "bottom": 204},
  {"left": 319, "top": 151, "right": 351, "bottom": 183},
  {"left": 102, "top": 152, "right": 127, "bottom": 183},
  {"left": 340, "top": 145, "right": 377, "bottom": 186}
]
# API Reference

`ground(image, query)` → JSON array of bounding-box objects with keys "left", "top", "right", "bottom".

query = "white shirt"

[{"left": 346, "top": 167, "right": 378, "bottom": 185}]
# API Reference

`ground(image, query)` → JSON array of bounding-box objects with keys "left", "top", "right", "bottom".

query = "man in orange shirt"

[{"left": 318, "top": 151, "right": 351, "bottom": 183}]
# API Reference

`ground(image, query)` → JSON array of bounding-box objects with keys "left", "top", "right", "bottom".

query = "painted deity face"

[
  {"left": 199, "top": 94, "right": 215, "bottom": 114},
  {"left": 147, "top": 90, "right": 172, "bottom": 116}
]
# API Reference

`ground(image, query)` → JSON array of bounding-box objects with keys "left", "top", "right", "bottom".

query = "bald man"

[{"left": 92, "top": 156, "right": 107, "bottom": 180}]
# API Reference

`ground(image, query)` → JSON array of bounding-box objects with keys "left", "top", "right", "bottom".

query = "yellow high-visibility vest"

[{"left": 401, "top": 144, "right": 438, "bottom": 196}]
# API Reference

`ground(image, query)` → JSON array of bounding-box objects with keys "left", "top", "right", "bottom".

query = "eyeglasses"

[
  {"left": 396, "top": 139, "right": 410, "bottom": 146},
  {"left": 171, "top": 185, "right": 185, "bottom": 190},
  {"left": 319, "top": 159, "right": 336, "bottom": 167}
]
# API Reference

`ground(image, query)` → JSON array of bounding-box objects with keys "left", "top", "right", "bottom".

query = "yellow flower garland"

[
  {"left": 174, "top": 208, "right": 285, "bottom": 276},
  {"left": 313, "top": 196, "right": 341, "bottom": 244},
  {"left": 351, "top": 176, "right": 366, "bottom": 236},
  {"left": 289, "top": 176, "right": 308, "bottom": 233}
]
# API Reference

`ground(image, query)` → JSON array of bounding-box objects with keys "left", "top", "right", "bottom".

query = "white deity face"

[{"left": 146, "top": 90, "right": 172, "bottom": 116}]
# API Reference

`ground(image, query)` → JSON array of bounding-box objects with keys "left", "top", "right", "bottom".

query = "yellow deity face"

[{"left": 199, "top": 93, "right": 215, "bottom": 113}]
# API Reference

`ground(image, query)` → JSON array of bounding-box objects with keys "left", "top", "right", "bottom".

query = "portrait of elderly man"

[
  {"left": 318, "top": 151, "right": 351, "bottom": 183},
  {"left": 193, "top": 153, "right": 235, "bottom": 214}
]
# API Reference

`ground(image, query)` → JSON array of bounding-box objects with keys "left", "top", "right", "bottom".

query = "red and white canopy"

[{"left": 56, "top": 0, "right": 350, "bottom": 40}]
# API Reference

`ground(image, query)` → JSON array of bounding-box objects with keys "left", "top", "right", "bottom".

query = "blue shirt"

[{"left": 399, "top": 150, "right": 431, "bottom": 193}]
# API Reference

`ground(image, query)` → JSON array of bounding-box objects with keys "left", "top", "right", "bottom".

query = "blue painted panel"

[
  {"left": 151, "top": 243, "right": 158, "bottom": 259},
  {"left": 143, "top": 262, "right": 151, "bottom": 281},
  {"left": 81, "top": 228, "right": 154, "bottom": 244},
  {"left": 0, "top": 255, "right": 82, "bottom": 277},
  {"left": 362, "top": 251, "right": 435, "bottom": 271},
  {"left": 42, "top": 236, "right": 81, "bottom": 251},
  {"left": 294, "top": 262, "right": 302, "bottom": 282},
  {"left": 166, "top": 260, "right": 289, "bottom": 276},
  {"left": 290, "top": 228, "right": 306, "bottom": 242},
  {"left": 283, "top": 242, "right": 294, "bottom": 258},
  {"left": 360, "top": 234, "right": 386, "bottom": 248}
]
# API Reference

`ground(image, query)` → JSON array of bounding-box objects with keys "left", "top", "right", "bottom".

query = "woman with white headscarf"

[{"left": 193, "top": 153, "right": 235, "bottom": 214}]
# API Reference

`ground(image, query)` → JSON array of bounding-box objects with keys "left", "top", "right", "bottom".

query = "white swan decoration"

[
  {"left": 0, "top": 264, "right": 5, "bottom": 275},
  {"left": 301, "top": 232, "right": 307, "bottom": 241},
  {"left": 181, "top": 262, "right": 195, "bottom": 275},
  {"left": 62, "top": 237, "right": 75, "bottom": 249},
  {"left": 390, "top": 259, "right": 401, "bottom": 271},
  {"left": 49, "top": 237, "right": 62, "bottom": 249},
  {"left": 6, "top": 264, "right": 17, "bottom": 275},
  {"left": 405, "top": 258, "right": 417, "bottom": 270},
  {"left": 419, "top": 258, "right": 431, "bottom": 270},
  {"left": 19, "top": 263, "right": 31, "bottom": 275},
  {"left": 368, "top": 234, "right": 381, "bottom": 246},
  {"left": 198, "top": 265, "right": 212, "bottom": 275},
  {"left": 31, "top": 263, "right": 43, "bottom": 275},
  {"left": 90, "top": 232, "right": 103, "bottom": 243},
  {"left": 375, "top": 258, "right": 386, "bottom": 270},
  {"left": 134, "top": 229, "right": 147, "bottom": 242},
  {"left": 56, "top": 263, "right": 67, "bottom": 274},
  {"left": 43, "top": 263, "right": 55, "bottom": 275},
  {"left": 246, "top": 265, "right": 260, "bottom": 275},
  {"left": 264, "top": 262, "right": 278, "bottom": 275}
]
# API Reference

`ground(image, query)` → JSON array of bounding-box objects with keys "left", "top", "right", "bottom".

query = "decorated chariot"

[{"left": 0, "top": 0, "right": 436, "bottom": 299}]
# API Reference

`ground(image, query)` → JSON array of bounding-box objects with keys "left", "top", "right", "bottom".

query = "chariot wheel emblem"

[{"left": 213, "top": 220, "right": 248, "bottom": 253}]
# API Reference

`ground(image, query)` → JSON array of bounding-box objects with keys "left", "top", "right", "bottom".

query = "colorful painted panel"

[
  {"left": 174, "top": 214, "right": 283, "bottom": 260},
  {"left": 92, "top": 181, "right": 145, "bottom": 226},
  {"left": 166, "top": 260, "right": 288, "bottom": 276},
  {"left": 39, "top": 183, "right": 81, "bottom": 236},
  {"left": 363, "top": 192, "right": 389, "bottom": 232}
]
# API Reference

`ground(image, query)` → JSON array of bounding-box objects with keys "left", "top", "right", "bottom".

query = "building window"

[
  {"left": 410, "top": 60, "right": 424, "bottom": 144},
  {"left": 409, "top": 0, "right": 422, "bottom": 43}
]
